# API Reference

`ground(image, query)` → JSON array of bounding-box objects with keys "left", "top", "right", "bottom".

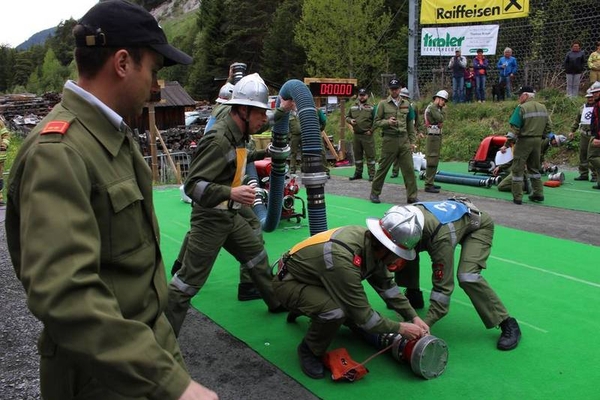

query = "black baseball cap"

[
  {"left": 388, "top": 78, "right": 401, "bottom": 89},
  {"left": 74, "top": 0, "right": 192, "bottom": 66},
  {"left": 358, "top": 88, "right": 367, "bottom": 95},
  {"left": 518, "top": 85, "right": 535, "bottom": 94}
]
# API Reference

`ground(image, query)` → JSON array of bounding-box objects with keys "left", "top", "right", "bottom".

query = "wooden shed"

[{"left": 126, "top": 81, "right": 196, "bottom": 133}]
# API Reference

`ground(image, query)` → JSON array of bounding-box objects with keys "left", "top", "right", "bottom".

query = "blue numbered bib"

[{"left": 418, "top": 201, "right": 469, "bottom": 224}]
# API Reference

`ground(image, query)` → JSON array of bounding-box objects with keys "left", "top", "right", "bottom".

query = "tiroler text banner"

[
  {"left": 420, "top": 0, "right": 529, "bottom": 25},
  {"left": 421, "top": 25, "right": 499, "bottom": 56}
]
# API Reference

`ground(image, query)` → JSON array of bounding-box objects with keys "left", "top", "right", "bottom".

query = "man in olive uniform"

[
  {"left": 204, "top": 81, "right": 235, "bottom": 131},
  {"left": 569, "top": 90, "right": 596, "bottom": 182},
  {"left": 508, "top": 86, "right": 552, "bottom": 204},
  {"left": 167, "top": 73, "right": 291, "bottom": 337},
  {"left": 4, "top": 2, "right": 217, "bottom": 399},
  {"left": 391, "top": 87, "right": 421, "bottom": 178},
  {"left": 495, "top": 132, "right": 566, "bottom": 192},
  {"left": 423, "top": 90, "right": 448, "bottom": 193},
  {"left": 346, "top": 88, "right": 376, "bottom": 181},
  {"left": 273, "top": 208, "right": 430, "bottom": 379},
  {"left": 370, "top": 78, "right": 418, "bottom": 204},
  {"left": 0, "top": 121, "right": 10, "bottom": 205},
  {"left": 391, "top": 201, "right": 522, "bottom": 351},
  {"left": 173, "top": 74, "right": 263, "bottom": 302},
  {"left": 588, "top": 81, "right": 600, "bottom": 189}
]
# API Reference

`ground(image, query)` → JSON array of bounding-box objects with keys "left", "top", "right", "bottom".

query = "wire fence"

[
  {"left": 143, "top": 151, "right": 191, "bottom": 185},
  {"left": 413, "top": 0, "right": 600, "bottom": 99}
]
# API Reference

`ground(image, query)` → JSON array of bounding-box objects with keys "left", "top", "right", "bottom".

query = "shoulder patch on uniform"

[{"left": 41, "top": 121, "right": 70, "bottom": 135}]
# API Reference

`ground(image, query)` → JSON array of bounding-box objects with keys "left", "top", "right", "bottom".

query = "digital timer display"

[{"left": 309, "top": 82, "right": 356, "bottom": 97}]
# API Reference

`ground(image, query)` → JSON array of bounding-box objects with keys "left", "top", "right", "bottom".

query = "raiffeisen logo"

[
  {"left": 436, "top": 4, "right": 501, "bottom": 20},
  {"left": 423, "top": 33, "right": 465, "bottom": 49}
]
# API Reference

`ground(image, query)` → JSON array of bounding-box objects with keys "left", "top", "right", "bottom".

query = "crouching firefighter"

[
  {"left": 392, "top": 199, "right": 522, "bottom": 350},
  {"left": 167, "top": 73, "right": 287, "bottom": 337},
  {"left": 272, "top": 210, "right": 430, "bottom": 379}
]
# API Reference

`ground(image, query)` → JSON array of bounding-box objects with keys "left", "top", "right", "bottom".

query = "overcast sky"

[{"left": 0, "top": 0, "right": 99, "bottom": 48}]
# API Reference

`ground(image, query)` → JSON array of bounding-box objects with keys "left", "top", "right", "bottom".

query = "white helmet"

[
  {"left": 366, "top": 205, "right": 425, "bottom": 260},
  {"left": 434, "top": 90, "right": 449, "bottom": 100},
  {"left": 216, "top": 82, "right": 234, "bottom": 104},
  {"left": 585, "top": 89, "right": 593, "bottom": 98},
  {"left": 400, "top": 88, "right": 411, "bottom": 99},
  {"left": 589, "top": 81, "right": 600, "bottom": 94},
  {"left": 226, "top": 73, "right": 270, "bottom": 109},
  {"left": 549, "top": 133, "right": 567, "bottom": 146}
]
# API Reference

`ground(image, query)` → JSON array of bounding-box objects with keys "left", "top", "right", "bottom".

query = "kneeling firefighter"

[
  {"left": 392, "top": 200, "right": 522, "bottom": 351},
  {"left": 273, "top": 208, "right": 430, "bottom": 379}
]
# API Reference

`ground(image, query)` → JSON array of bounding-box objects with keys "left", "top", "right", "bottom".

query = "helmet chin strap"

[{"left": 234, "top": 106, "right": 252, "bottom": 142}]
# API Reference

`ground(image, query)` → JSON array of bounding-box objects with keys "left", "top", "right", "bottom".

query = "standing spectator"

[
  {"left": 464, "top": 66, "right": 476, "bottom": 103},
  {"left": 423, "top": 90, "right": 448, "bottom": 193},
  {"left": 4, "top": 1, "right": 218, "bottom": 399},
  {"left": 497, "top": 47, "right": 518, "bottom": 98},
  {"left": 508, "top": 86, "right": 552, "bottom": 204},
  {"left": 588, "top": 81, "right": 600, "bottom": 189},
  {"left": 568, "top": 89, "right": 597, "bottom": 182},
  {"left": 346, "top": 88, "right": 376, "bottom": 181},
  {"left": 564, "top": 40, "right": 586, "bottom": 97},
  {"left": 0, "top": 120, "right": 10, "bottom": 206},
  {"left": 448, "top": 49, "right": 467, "bottom": 103},
  {"left": 587, "top": 41, "right": 600, "bottom": 83},
  {"left": 473, "top": 48, "right": 489, "bottom": 102},
  {"left": 369, "top": 78, "right": 418, "bottom": 204}
]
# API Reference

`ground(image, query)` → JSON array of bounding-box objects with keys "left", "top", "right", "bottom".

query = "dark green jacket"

[
  {"left": 509, "top": 99, "right": 552, "bottom": 138},
  {"left": 185, "top": 114, "right": 266, "bottom": 208},
  {"left": 346, "top": 101, "right": 375, "bottom": 134},
  {"left": 374, "top": 96, "right": 416, "bottom": 143},
  {"left": 6, "top": 88, "right": 190, "bottom": 399},
  {"left": 284, "top": 226, "right": 417, "bottom": 333},
  {"left": 424, "top": 102, "right": 445, "bottom": 127}
]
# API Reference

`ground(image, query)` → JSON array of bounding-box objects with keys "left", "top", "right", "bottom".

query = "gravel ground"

[{"left": 0, "top": 170, "right": 597, "bottom": 400}]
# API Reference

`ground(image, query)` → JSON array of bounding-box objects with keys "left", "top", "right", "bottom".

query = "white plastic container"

[{"left": 413, "top": 152, "right": 426, "bottom": 171}]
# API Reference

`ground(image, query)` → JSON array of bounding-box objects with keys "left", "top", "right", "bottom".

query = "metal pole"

[
  {"left": 408, "top": 0, "right": 419, "bottom": 99},
  {"left": 155, "top": 124, "right": 182, "bottom": 184},
  {"left": 338, "top": 101, "right": 346, "bottom": 160},
  {"left": 148, "top": 104, "right": 159, "bottom": 184}
]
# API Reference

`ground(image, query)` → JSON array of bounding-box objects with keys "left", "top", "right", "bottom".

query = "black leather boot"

[
  {"left": 497, "top": 317, "right": 521, "bottom": 350},
  {"left": 297, "top": 340, "right": 325, "bottom": 379},
  {"left": 237, "top": 282, "right": 262, "bottom": 301}
]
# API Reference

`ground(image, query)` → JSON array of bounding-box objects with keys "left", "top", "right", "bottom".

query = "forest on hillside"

[
  {"left": 1, "top": 0, "right": 597, "bottom": 103},
  {"left": 0, "top": 0, "right": 409, "bottom": 101}
]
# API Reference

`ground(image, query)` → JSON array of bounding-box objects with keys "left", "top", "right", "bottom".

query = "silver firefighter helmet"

[{"left": 366, "top": 205, "right": 425, "bottom": 260}]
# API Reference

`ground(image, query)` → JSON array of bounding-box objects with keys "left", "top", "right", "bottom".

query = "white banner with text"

[{"left": 421, "top": 25, "right": 499, "bottom": 56}]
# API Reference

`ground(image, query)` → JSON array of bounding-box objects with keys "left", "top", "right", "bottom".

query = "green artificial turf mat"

[{"left": 154, "top": 188, "right": 600, "bottom": 400}]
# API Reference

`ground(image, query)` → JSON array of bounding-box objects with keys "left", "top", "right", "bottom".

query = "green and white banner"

[{"left": 421, "top": 25, "right": 499, "bottom": 56}]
